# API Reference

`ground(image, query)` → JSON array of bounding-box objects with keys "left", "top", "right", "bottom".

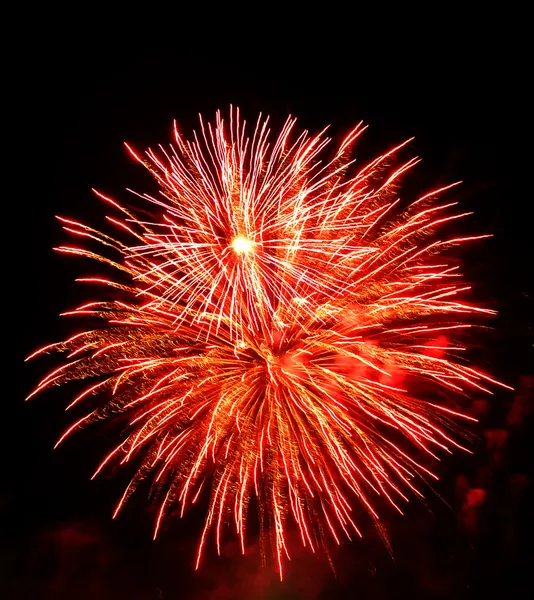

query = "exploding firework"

[{"left": 27, "top": 108, "right": 509, "bottom": 578}]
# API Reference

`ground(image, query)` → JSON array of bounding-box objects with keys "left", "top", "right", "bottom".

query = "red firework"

[{"left": 27, "top": 108, "right": 509, "bottom": 578}]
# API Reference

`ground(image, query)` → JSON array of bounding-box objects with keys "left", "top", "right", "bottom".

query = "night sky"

[{"left": 7, "top": 29, "right": 533, "bottom": 600}]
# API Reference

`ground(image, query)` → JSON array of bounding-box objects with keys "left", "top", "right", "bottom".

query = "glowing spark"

[{"left": 231, "top": 235, "right": 255, "bottom": 255}]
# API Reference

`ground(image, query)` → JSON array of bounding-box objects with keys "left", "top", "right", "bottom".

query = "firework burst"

[{"left": 27, "top": 108, "right": 509, "bottom": 578}]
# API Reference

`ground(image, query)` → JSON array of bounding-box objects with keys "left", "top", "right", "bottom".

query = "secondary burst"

[{"left": 27, "top": 108, "right": 509, "bottom": 578}]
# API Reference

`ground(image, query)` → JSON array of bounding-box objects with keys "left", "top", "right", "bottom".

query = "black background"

[{"left": 6, "top": 21, "right": 533, "bottom": 600}]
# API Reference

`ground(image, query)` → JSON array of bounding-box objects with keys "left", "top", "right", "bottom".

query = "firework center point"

[{"left": 231, "top": 235, "right": 254, "bottom": 255}]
